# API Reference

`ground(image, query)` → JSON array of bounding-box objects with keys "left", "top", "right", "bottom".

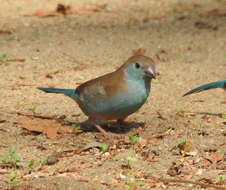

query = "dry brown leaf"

[
  {"left": 194, "top": 21, "right": 218, "bottom": 30},
  {"left": 145, "top": 178, "right": 158, "bottom": 185},
  {"left": 0, "top": 30, "right": 12, "bottom": 34},
  {"left": 132, "top": 48, "right": 146, "bottom": 56},
  {"left": 45, "top": 74, "right": 53, "bottom": 79},
  {"left": 199, "top": 9, "right": 226, "bottom": 18},
  {"left": 73, "top": 65, "right": 87, "bottom": 71},
  {"left": 210, "top": 153, "right": 224, "bottom": 163},
  {"left": 29, "top": 4, "right": 104, "bottom": 17},
  {"left": 167, "top": 162, "right": 183, "bottom": 176},
  {"left": 33, "top": 10, "right": 61, "bottom": 17},
  {"left": 33, "top": 4, "right": 69, "bottom": 17},
  {"left": 181, "top": 140, "right": 193, "bottom": 153},
  {"left": 148, "top": 136, "right": 158, "bottom": 143},
  {"left": 139, "top": 137, "right": 148, "bottom": 146},
  {"left": 56, "top": 3, "right": 70, "bottom": 14},
  {"left": 17, "top": 117, "right": 72, "bottom": 138},
  {"left": 145, "top": 151, "right": 157, "bottom": 162}
]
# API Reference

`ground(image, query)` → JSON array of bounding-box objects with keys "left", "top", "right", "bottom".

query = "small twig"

[
  {"left": 0, "top": 163, "right": 11, "bottom": 167},
  {"left": 0, "top": 120, "right": 6, "bottom": 123},
  {"left": 156, "top": 111, "right": 167, "bottom": 120},
  {"left": 56, "top": 149, "right": 81, "bottom": 157},
  {"left": 7, "top": 58, "right": 25, "bottom": 62}
]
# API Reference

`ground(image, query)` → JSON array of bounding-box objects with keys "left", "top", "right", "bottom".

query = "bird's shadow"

[
  {"left": 15, "top": 112, "right": 145, "bottom": 135},
  {"left": 64, "top": 120, "right": 145, "bottom": 135}
]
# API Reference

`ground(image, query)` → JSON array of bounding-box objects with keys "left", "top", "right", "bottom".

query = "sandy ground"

[{"left": 0, "top": 0, "right": 225, "bottom": 189}]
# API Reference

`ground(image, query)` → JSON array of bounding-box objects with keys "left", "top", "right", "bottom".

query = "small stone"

[{"left": 46, "top": 155, "right": 58, "bottom": 165}]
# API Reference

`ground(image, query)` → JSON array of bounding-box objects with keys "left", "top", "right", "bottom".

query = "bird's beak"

[{"left": 144, "top": 66, "right": 156, "bottom": 79}]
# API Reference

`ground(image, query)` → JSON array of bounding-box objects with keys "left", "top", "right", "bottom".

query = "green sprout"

[
  {"left": 70, "top": 124, "right": 81, "bottom": 131},
  {"left": 124, "top": 181, "right": 145, "bottom": 190},
  {"left": 178, "top": 137, "right": 186, "bottom": 144},
  {"left": 129, "top": 135, "right": 139, "bottom": 144},
  {"left": 218, "top": 175, "right": 225, "bottom": 183},
  {"left": 124, "top": 156, "right": 137, "bottom": 169},
  {"left": 27, "top": 160, "right": 35, "bottom": 169},
  {"left": 9, "top": 170, "right": 21, "bottom": 185},
  {"left": 176, "top": 104, "right": 186, "bottom": 117},
  {"left": 30, "top": 105, "right": 37, "bottom": 113},
  {"left": 38, "top": 157, "right": 47, "bottom": 165},
  {"left": 0, "top": 53, "right": 9, "bottom": 63},
  {"left": 100, "top": 143, "right": 109, "bottom": 152},
  {"left": 0, "top": 146, "right": 21, "bottom": 167},
  {"left": 220, "top": 113, "right": 226, "bottom": 119}
]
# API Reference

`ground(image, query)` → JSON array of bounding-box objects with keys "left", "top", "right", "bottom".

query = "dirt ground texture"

[{"left": 0, "top": 0, "right": 226, "bottom": 189}]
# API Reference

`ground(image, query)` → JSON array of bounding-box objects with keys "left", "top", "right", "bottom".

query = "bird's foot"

[{"left": 94, "top": 124, "right": 125, "bottom": 139}]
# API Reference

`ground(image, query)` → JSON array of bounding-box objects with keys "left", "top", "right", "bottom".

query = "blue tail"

[
  {"left": 183, "top": 79, "right": 226, "bottom": 96},
  {"left": 38, "top": 88, "right": 79, "bottom": 100}
]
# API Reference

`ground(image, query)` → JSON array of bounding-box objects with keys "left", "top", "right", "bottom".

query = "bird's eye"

[{"left": 135, "top": 62, "right": 140, "bottom": 69}]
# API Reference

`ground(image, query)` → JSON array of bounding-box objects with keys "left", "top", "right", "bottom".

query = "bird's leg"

[
  {"left": 81, "top": 119, "right": 107, "bottom": 128},
  {"left": 88, "top": 118, "right": 124, "bottom": 139},
  {"left": 94, "top": 124, "right": 125, "bottom": 139}
]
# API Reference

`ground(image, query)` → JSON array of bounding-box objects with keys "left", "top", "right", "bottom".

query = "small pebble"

[{"left": 46, "top": 155, "right": 58, "bottom": 165}]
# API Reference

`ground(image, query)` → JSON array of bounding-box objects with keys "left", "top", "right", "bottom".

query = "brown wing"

[{"left": 76, "top": 69, "right": 128, "bottom": 98}]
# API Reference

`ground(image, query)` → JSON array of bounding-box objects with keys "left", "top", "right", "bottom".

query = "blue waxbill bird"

[
  {"left": 38, "top": 55, "right": 156, "bottom": 138},
  {"left": 183, "top": 79, "right": 226, "bottom": 96}
]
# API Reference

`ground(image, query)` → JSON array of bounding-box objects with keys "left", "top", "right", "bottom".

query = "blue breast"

[{"left": 78, "top": 77, "right": 151, "bottom": 119}]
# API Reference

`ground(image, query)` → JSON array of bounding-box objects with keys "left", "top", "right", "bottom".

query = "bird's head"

[{"left": 121, "top": 55, "right": 156, "bottom": 81}]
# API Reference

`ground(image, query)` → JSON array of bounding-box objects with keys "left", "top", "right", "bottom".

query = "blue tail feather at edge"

[
  {"left": 183, "top": 79, "right": 226, "bottom": 96},
  {"left": 38, "top": 88, "right": 77, "bottom": 98}
]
